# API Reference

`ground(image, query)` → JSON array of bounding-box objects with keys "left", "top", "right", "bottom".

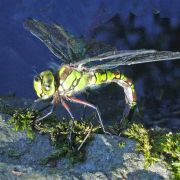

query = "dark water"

[{"left": 0, "top": 0, "right": 180, "bottom": 129}]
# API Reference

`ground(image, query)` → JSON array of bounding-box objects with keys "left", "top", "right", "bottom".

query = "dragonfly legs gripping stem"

[{"left": 66, "top": 96, "right": 111, "bottom": 135}]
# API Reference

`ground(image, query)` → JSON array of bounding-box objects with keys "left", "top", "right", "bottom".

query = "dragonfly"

[{"left": 24, "top": 18, "right": 180, "bottom": 136}]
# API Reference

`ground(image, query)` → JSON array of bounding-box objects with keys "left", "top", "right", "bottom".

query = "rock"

[{"left": 0, "top": 111, "right": 171, "bottom": 180}]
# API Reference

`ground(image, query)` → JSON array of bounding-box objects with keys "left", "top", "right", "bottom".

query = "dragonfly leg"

[
  {"left": 61, "top": 97, "right": 75, "bottom": 142},
  {"left": 35, "top": 92, "right": 59, "bottom": 122},
  {"left": 31, "top": 98, "right": 42, "bottom": 109},
  {"left": 66, "top": 96, "right": 111, "bottom": 135},
  {"left": 36, "top": 104, "right": 55, "bottom": 122}
]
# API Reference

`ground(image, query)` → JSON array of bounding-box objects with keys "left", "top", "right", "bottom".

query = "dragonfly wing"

[
  {"left": 24, "top": 19, "right": 180, "bottom": 68},
  {"left": 75, "top": 49, "right": 180, "bottom": 69},
  {"left": 85, "top": 40, "right": 116, "bottom": 57},
  {"left": 24, "top": 18, "right": 77, "bottom": 63},
  {"left": 24, "top": 19, "right": 117, "bottom": 65}
]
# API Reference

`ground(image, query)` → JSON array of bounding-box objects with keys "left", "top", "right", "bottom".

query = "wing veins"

[{"left": 75, "top": 50, "right": 180, "bottom": 69}]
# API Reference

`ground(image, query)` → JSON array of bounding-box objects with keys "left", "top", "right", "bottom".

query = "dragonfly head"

[{"left": 34, "top": 70, "right": 56, "bottom": 99}]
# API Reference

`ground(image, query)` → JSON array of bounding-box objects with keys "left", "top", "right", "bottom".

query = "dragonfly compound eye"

[{"left": 34, "top": 75, "right": 40, "bottom": 82}]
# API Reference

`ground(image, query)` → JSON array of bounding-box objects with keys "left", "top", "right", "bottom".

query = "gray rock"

[{"left": 0, "top": 112, "right": 171, "bottom": 180}]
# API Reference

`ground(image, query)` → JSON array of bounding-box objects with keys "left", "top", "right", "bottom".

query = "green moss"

[
  {"left": 6, "top": 106, "right": 100, "bottom": 165},
  {"left": 123, "top": 123, "right": 180, "bottom": 179},
  {"left": 118, "top": 140, "right": 126, "bottom": 148},
  {"left": 39, "top": 144, "right": 85, "bottom": 166},
  {"left": 4, "top": 101, "right": 179, "bottom": 176},
  {"left": 36, "top": 116, "right": 100, "bottom": 165},
  {"left": 8, "top": 108, "right": 38, "bottom": 139}
]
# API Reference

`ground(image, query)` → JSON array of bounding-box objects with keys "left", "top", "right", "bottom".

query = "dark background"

[{"left": 0, "top": 0, "right": 180, "bottom": 129}]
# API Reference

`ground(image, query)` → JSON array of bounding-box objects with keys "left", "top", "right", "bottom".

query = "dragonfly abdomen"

[
  {"left": 90, "top": 69, "right": 137, "bottom": 119},
  {"left": 90, "top": 69, "right": 122, "bottom": 84}
]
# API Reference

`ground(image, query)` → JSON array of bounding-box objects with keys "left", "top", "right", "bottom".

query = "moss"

[
  {"left": 36, "top": 116, "right": 100, "bottom": 165},
  {"left": 5, "top": 106, "right": 100, "bottom": 165},
  {"left": 123, "top": 123, "right": 180, "bottom": 179},
  {"left": 118, "top": 140, "right": 126, "bottom": 148},
  {"left": 39, "top": 144, "right": 85, "bottom": 166},
  {"left": 3, "top": 100, "right": 179, "bottom": 176},
  {"left": 8, "top": 108, "right": 38, "bottom": 139}
]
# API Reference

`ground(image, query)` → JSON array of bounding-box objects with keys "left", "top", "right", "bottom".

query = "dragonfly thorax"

[{"left": 58, "top": 65, "right": 90, "bottom": 96}]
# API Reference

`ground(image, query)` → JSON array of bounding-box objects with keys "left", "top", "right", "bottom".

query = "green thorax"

[{"left": 58, "top": 65, "right": 90, "bottom": 96}]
